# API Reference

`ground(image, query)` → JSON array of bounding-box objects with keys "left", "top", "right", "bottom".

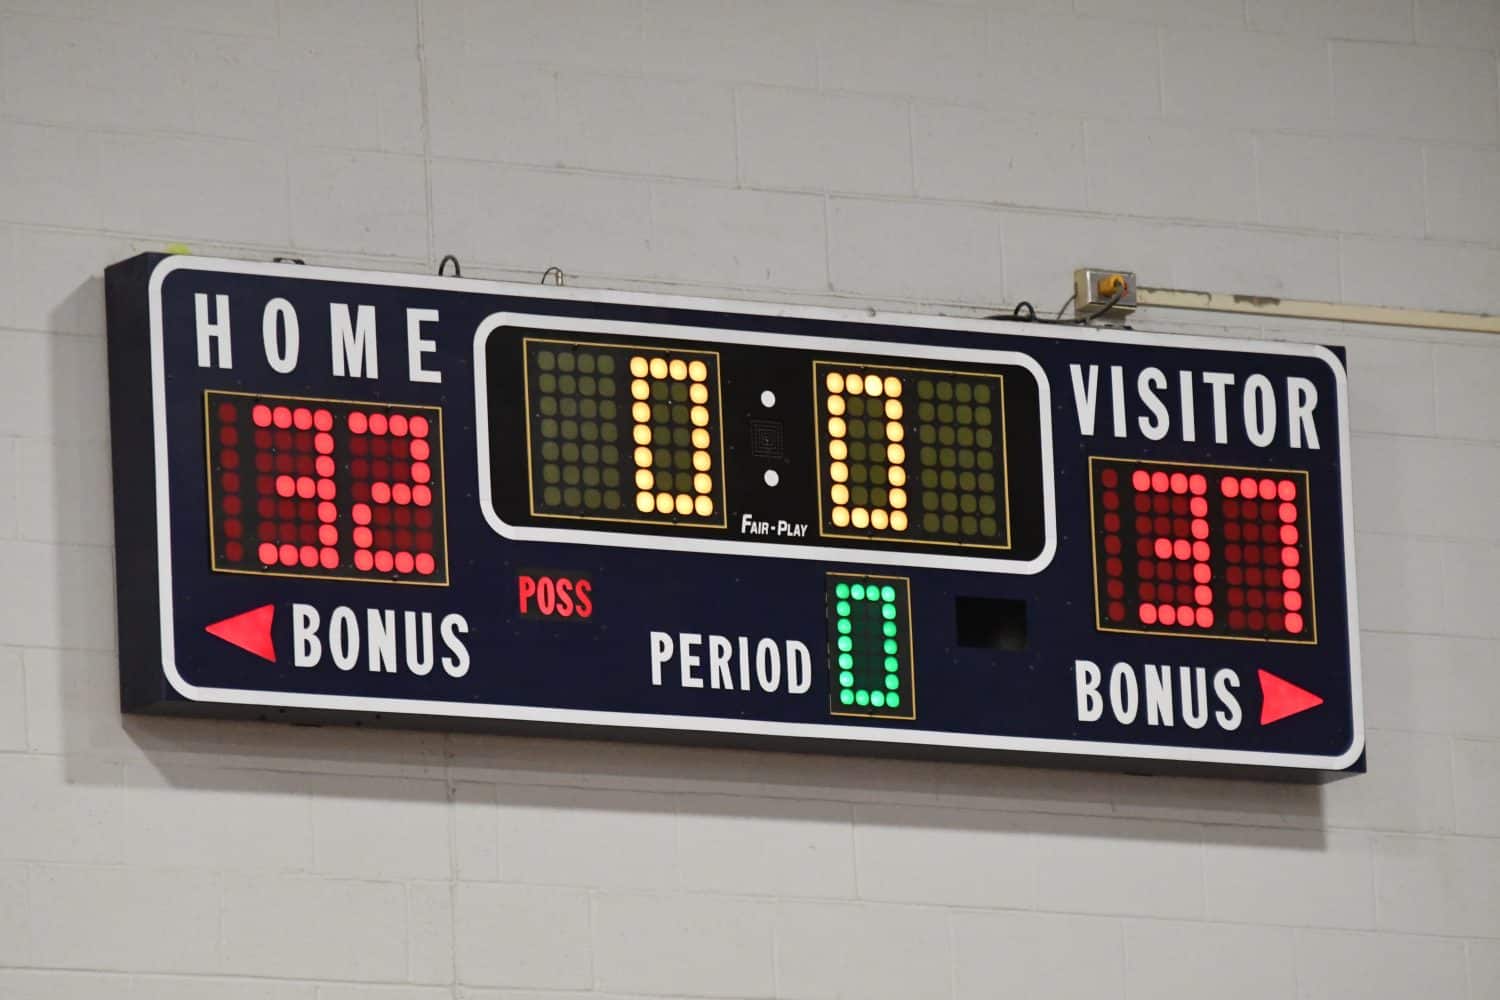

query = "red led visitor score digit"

[
  {"left": 1115, "top": 467, "right": 1215, "bottom": 631},
  {"left": 1218, "top": 473, "right": 1309, "bottom": 638},
  {"left": 1090, "top": 457, "right": 1314, "bottom": 644},
  {"left": 206, "top": 391, "right": 448, "bottom": 585}
]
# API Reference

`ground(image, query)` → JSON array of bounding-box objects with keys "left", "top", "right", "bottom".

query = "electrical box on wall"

[
  {"left": 1074, "top": 268, "right": 1138, "bottom": 324},
  {"left": 105, "top": 254, "right": 1364, "bottom": 779}
]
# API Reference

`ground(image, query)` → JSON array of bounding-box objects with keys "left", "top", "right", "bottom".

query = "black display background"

[{"left": 485, "top": 327, "right": 1049, "bottom": 562}]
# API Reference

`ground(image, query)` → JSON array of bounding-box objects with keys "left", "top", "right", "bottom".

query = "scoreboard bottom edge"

[{"left": 121, "top": 698, "right": 1363, "bottom": 782}]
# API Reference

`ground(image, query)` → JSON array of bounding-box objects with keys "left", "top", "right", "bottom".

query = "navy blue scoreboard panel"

[{"left": 105, "top": 255, "right": 1364, "bottom": 777}]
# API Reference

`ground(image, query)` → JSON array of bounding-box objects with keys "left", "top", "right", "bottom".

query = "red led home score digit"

[
  {"left": 345, "top": 409, "right": 438, "bottom": 577},
  {"left": 1090, "top": 457, "right": 1314, "bottom": 644},
  {"left": 206, "top": 391, "right": 448, "bottom": 585}
]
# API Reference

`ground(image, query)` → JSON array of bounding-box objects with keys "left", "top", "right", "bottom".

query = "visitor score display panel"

[{"left": 106, "top": 255, "right": 1364, "bottom": 777}]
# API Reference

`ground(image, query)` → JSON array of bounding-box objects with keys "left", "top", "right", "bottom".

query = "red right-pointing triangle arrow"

[
  {"left": 204, "top": 604, "right": 276, "bottom": 663},
  {"left": 1258, "top": 669, "right": 1323, "bottom": 725}
]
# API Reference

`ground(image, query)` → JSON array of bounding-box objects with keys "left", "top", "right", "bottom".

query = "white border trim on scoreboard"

[
  {"left": 145, "top": 255, "right": 1365, "bottom": 772},
  {"left": 472, "top": 312, "right": 1056, "bottom": 574}
]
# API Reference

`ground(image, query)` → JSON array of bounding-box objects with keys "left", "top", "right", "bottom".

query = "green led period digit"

[{"left": 828, "top": 574, "right": 914, "bottom": 720}]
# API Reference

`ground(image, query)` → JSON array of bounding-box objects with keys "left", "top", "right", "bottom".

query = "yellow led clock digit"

[
  {"left": 823, "top": 370, "right": 909, "bottom": 533},
  {"left": 629, "top": 353, "right": 718, "bottom": 519},
  {"left": 814, "top": 362, "right": 1011, "bottom": 549}
]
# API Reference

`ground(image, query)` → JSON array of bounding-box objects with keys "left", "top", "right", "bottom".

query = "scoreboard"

[{"left": 106, "top": 255, "right": 1364, "bottom": 777}]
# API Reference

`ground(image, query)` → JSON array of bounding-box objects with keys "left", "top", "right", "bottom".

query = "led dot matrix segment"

[
  {"left": 1090, "top": 457, "right": 1314, "bottom": 643},
  {"left": 823, "top": 370, "right": 908, "bottom": 533},
  {"left": 1219, "top": 473, "right": 1311, "bottom": 638},
  {"left": 205, "top": 391, "right": 447, "bottom": 584},
  {"left": 827, "top": 574, "right": 915, "bottom": 720},
  {"left": 815, "top": 363, "right": 1009, "bottom": 548},
  {"left": 526, "top": 339, "right": 726, "bottom": 527},
  {"left": 630, "top": 353, "right": 716, "bottom": 519}
]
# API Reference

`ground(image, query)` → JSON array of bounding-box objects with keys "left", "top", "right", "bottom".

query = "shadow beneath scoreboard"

[
  {"left": 468, "top": 729, "right": 1339, "bottom": 858},
  {"left": 100, "top": 710, "right": 1329, "bottom": 852},
  {"left": 439, "top": 730, "right": 1335, "bottom": 850},
  {"left": 34, "top": 266, "right": 143, "bottom": 775}
]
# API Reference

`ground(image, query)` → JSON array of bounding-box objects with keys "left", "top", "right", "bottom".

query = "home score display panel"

[{"left": 106, "top": 255, "right": 1363, "bottom": 777}]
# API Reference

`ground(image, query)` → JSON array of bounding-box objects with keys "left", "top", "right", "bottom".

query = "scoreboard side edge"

[
  {"left": 1330, "top": 341, "right": 1366, "bottom": 775},
  {"left": 106, "top": 253, "right": 172, "bottom": 712}
]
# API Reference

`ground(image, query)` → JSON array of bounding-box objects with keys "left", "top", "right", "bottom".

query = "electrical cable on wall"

[{"left": 1080, "top": 287, "right": 1125, "bottom": 325}]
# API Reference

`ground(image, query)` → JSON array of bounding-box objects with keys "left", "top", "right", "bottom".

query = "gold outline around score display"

[
  {"left": 521, "top": 337, "right": 729, "bottom": 531},
  {"left": 826, "top": 571, "right": 918, "bottom": 722},
  {"left": 201, "top": 389, "right": 452, "bottom": 588},
  {"left": 1086, "top": 455, "right": 1318, "bottom": 646}
]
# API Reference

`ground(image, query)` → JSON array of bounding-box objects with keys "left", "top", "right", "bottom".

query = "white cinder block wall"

[{"left": 1, "top": 0, "right": 1498, "bottom": 996}]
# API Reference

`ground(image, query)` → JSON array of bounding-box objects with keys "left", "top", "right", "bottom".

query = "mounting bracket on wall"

[{"left": 1073, "top": 268, "right": 1137, "bottom": 324}]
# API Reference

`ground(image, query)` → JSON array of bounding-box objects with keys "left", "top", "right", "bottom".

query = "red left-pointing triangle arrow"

[
  {"left": 1258, "top": 669, "right": 1323, "bottom": 725},
  {"left": 204, "top": 605, "right": 276, "bottom": 662}
]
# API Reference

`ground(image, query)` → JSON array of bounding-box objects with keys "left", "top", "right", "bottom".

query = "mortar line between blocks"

[{"left": 415, "top": 0, "right": 437, "bottom": 269}]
